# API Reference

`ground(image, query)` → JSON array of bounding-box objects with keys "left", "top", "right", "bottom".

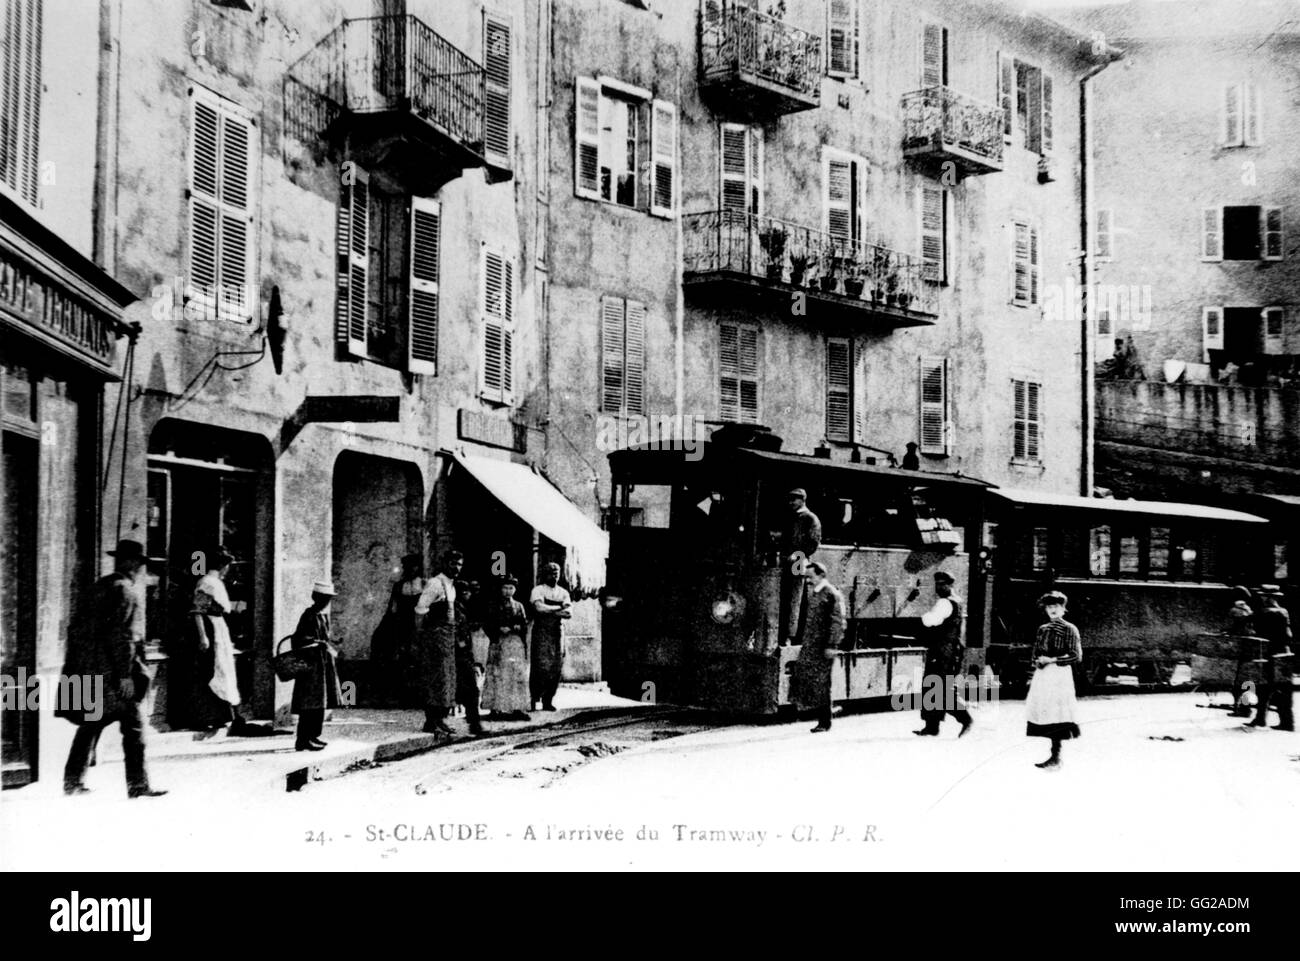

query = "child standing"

[{"left": 1025, "top": 591, "right": 1083, "bottom": 769}]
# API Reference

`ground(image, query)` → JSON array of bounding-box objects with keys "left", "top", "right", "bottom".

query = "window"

[
  {"left": 824, "top": 149, "right": 864, "bottom": 248},
  {"left": 1202, "top": 306, "right": 1223, "bottom": 359},
  {"left": 1012, "top": 378, "right": 1041, "bottom": 462},
  {"left": 720, "top": 123, "right": 763, "bottom": 215},
  {"left": 1011, "top": 221, "right": 1040, "bottom": 306},
  {"left": 921, "top": 22, "right": 948, "bottom": 87},
  {"left": 600, "top": 295, "right": 646, "bottom": 415},
  {"left": 827, "top": 0, "right": 860, "bottom": 79},
  {"left": 1095, "top": 208, "right": 1114, "bottom": 260},
  {"left": 1222, "top": 82, "right": 1261, "bottom": 147},
  {"left": 1032, "top": 527, "right": 1049, "bottom": 572},
  {"left": 1002, "top": 57, "right": 1052, "bottom": 156},
  {"left": 1264, "top": 306, "right": 1284, "bottom": 354},
  {"left": 1119, "top": 534, "right": 1140, "bottom": 575},
  {"left": 483, "top": 11, "right": 512, "bottom": 169},
  {"left": 720, "top": 322, "right": 759, "bottom": 423},
  {"left": 1097, "top": 302, "right": 1113, "bottom": 340},
  {"left": 335, "top": 167, "right": 439, "bottom": 373},
  {"left": 0, "top": 0, "right": 41, "bottom": 205},
  {"left": 188, "top": 86, "right": 257, "bottom": 321},
  {"left": 1203, "top": 205, "right": 1284, "bottom": 261},
  {"left": 919, "top": 184, "right": 951, "bottom": 283},
  {"left": 480, "top": 247, "right": 515, "bottom": 404},
  {"left": 574, "top": 77, "right": 676, "bottom": 218},
  {"left": 1090, "top": 525, "right": 1112, "bottom": 576},
  {"left": 918, "top": 356, "right": 949, "bottom": 456},
  {"left": 1274, "top": 542, "right": 1288, "bottom": 581},
  {"left": 1150, "top": 527, "right": 1170, "bottom": 576}
]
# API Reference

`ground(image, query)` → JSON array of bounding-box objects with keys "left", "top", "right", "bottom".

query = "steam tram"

[{"left": 601, "top": 430, "right": 1279, "bottom": 712}]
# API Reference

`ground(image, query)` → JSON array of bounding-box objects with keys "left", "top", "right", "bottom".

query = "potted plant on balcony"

[
  {"left": 843, "top": 262, "right": 867, "bottom": 299},
  {"left": 819, "top": 254, "right": 842, "bottom": 294},
  {"left": 884, "top": 269, "right": 901, "bottom": 307},
  {"left": 788, "top": 250, "right": 812, "bottom": 287},
  {"left": 870, "top": 248, "right": 890, "bottom": 304},
  {"left": 758, "top": 226, "right": 788, "bottom": 282}
]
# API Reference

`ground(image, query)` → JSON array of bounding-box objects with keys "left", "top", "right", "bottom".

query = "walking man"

[
  {"left": 779, "top": 488, "right": 821, "bottom": 645},
  {"left": 530, "top": 562, "right": 571, "bottom": 712},
  {"left": 290, "top": 580, "right": 343, "bottom": 751},
  {"left": 414, "top": 550, "right": 463, "bottom": 734},
  {"left": 1248, "top": 587, "right": 1294, "bottom": 732},
  {"left": 62, "top": 539, "right": 166, "bottom": 798},
  {"left": 793, "top": 561, "right": 846, "bottom": 732},
  {"left": 914, "top": 571, "right": 973, "bottom": 738}
]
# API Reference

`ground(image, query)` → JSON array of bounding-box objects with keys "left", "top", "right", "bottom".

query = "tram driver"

[{"left": 779, "top": 488, "right": 822, "bottom": 645}]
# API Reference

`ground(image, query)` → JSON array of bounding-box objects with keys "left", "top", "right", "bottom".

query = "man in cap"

[
  {"left": 62, "top": 539, "right": 166, "bottom": 797},
  {"left": 779, "top": 488, "right": 822, "bottom": 645},
  {"left": 1248, "top": 586, "right": 1293, "bottom": 732},
  {"left": 914, "top": 570, "right": 973, "bottom": 738},
  {"left": 530, "top": 562, "right": 572, "bottom": 712}
]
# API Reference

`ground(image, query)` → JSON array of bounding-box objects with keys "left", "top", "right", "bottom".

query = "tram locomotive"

[{"left": 601, "top": 428, "right": 1281, "bottom": 712}]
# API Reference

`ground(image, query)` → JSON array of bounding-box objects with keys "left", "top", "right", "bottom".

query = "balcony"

[
  {"left": 683, "top": 210, "right": 937, "bottom": 329},
  {"left": 901, "top": 86, "right": 1005, "bottom": 176},
  {"left": 284, "top": 15, "right": 510, "bottom": 193},
  {"left": 699, "top": 0, "right": 822, "bottom": 117}
]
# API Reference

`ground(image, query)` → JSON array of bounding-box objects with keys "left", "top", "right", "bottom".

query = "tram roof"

[
  {"left": 991, "top": 487, "right": 1270, "bottom": 524},
  {"left": 609, "top": 443, "right": 994, "bottom": 489}
]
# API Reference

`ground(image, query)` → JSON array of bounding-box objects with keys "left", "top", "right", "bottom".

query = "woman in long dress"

[
  {"left": 481, "top": 575, "right": 531, "bottom": 721},
  {"left": 1025, "top": 590, "right": 1083, "bottom": 769},
  {"left": 370, "top": 553, "right": 424, "bottom": 706},
  {"left": 190, "top": 548, "right": 242, "bottom": 732}
]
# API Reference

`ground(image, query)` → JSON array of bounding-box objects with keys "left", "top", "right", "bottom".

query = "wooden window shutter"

[
  {"left": 1264, "top": 307, "right": 1284, "bottom": 354},
  {"left": 1029, "top": 226, "right": 1040, "bottom": 305},
  {"left": 1096, "top": 208, "right": 1113, "bottom": 259},
  {"left": 335, "top": 168, "right": 369, "bottom": 357},
  {"left": 919, "top": 185, "right": 945, "bottom": 283},
  {"left": 189, "top": 95, "right": 221, "bottom": 299},
  {"left": 600, "top": 295, "right": 626, "bottom": 412},
  {"left": 483, "top": 12, "right": 512, "bottom": 168},
  {"left": 1201, "top": 207, "right": 1223, "bottom": 260},
  {"left": 481, "top": 248, "right": 513, "bottom": 403},
  {"left": 720, "top": 123, "right": 750, "bottom": 213},
  {"left": 1263, "top": 206, "right": 1283, "bottom": 260},
  {"left": 921, "top": 23, "right": 946, "bottom": 88},
  {"left": 720, "top": 323, "right": 759, "bottom": 424},
  {"left": 827, "top": 0, "right": 858, "bottom": 79},
  {"left": 852, "top": 339, "right": 869, "bottom": 445},
  {"left": 0, "top": 0, "right": 42, "bottom": 204},
  {"left": 1026, "top": 381, "right": 1041, "bottom": 459},
  {"left": 1202, "top": 306, "right": 1224, "bottom": 356},
  {"left": 1025, "top": 65, "right": 1043, "bottom": 153},
  {"left": 1245, "top": 81, "right": 1262, "bottom": 145},
  {"left": 919, "top": 357, "right": 947, "bottom": 455},
  {"left": 998, "top": 52, "right": 1014, "bottom": 140},
  {"left": 575, "top": 77, "right": 601, "bottom": 199},
  {"left": 650, "top": 99, "right": 677, "bottom": 218},
  {"left": 826, "top": 337, "right": 852, "bottom": 441},
  {"left": 1041, "top": 73, "right": 1054, "bottom": 155},
  {"left": 1012, "top": 221, "right": 1031, "bottom": 304},
  {"left": 825, "top": 155, "right": 854, "bottom": 246},
  {"left": 738, "top": 325, "right": 759, "bottom": 422},
  {"left": 1223, "top": 83, "right": 1243, "bottom": 146},
  {"left": 407, "top": 196, "right": 440, "bottom": 375},
  {"left": 217, "top": 109, "right": 253, "bottom": 320},
  {"left": 750, "top": 126, "right": 764, "bottom": 216},
  {"left": 625, "top": 299, "right": 646, "bottom": 415}
]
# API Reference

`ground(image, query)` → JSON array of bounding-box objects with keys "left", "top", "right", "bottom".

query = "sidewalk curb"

[{"left": 282, "top": 704, "right": 664, "bottom": 792}]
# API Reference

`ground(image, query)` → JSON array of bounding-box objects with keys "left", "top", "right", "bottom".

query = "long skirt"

[
  {"left": 483, "top": 633, "right": 530, "bottom": 713},
  {"left": 1025, "top": 663, "right": 1081, "bottom": 739}
]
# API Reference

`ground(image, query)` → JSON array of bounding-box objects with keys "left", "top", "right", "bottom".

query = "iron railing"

[
  {"left": 700, "top": 0, "right": 822, "bottom": 103},
  {"left": 285, "top": 15, "right": 485, "bottom": 152},
  {"left": 901, "top": 85, "right": 1005, "bottom": 168},
  {"left": 684, "top": 210, "right": 937, "bottom": 318}
]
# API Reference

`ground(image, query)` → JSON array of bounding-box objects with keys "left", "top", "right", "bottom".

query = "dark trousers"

[
  {"left": 530, "top": 668, "right": 560, "bottom": 708},
  {"left": 296, "top": 709, "right": 324, "bottom": 745},
  {"left": 815, "top": 704, "right": 832, "bottom": 729},
  {"left": 779, "top": 573, "right": 807, "bottom": 643},
  {"left": 919, "top": 673, "right": 971, "bottom": 733},
  {"left": 64, "top": 704, "right": 149, "bottom": 793},
  {"left": 1253, "top": 673, "right": 1295, "bottom": 729}
]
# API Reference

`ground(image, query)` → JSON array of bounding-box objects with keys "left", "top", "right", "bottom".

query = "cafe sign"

[
  {"left": 0, "top": 247, "right": 118, "bottom": 372},
  {"left": 459, "top": 408, "right": 526, "bottom": 453}
]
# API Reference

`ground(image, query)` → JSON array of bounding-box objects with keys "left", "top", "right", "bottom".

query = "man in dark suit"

[
  {"left": 779, "top": 488, "right": 821, "bottom": 645},
  {"left": 793, "top": 561, "right": 846, "bottom": 732},
  {"left": 291, "top": 580, "right": 344, "bottom": 751},
  {"left": 915, "top": 570, "right": 973, "bottom": 738},
  {"left": 1248, "top": 587, "right": 1294, "bottom": 732},
  {"left": 62, "top": 539, "right": 166, "bottom": 798}
]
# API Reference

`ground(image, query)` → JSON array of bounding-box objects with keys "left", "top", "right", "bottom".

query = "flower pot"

[
  {"left": 886, "top": 293, "right": 899, "bottom": 307},
  {"left": 766, "top": 263, "right": 784, "bottom": 281},
  {"left": 844, "top": 278, "right": 866, "bottom": 298},
  {"left": 872, "top": 287, "right": 885, "bottom": 304},
  {"left": 897, "top": 292, "right": 912, "bottom": 309},
  {"left": 790, "top": 266, "right": 808, "bottom": 287},
  {"left": 819, "top": 276, "right": 839, "bottom": 294}
]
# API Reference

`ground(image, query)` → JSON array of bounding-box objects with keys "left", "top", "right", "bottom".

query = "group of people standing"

[{"left": 1227, "top": 584, "right": 1294, "bottom": 731}]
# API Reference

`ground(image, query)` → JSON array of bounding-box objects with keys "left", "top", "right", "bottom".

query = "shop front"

[{"left": 0, "top": 195, "right": 136, "bottom": 788}]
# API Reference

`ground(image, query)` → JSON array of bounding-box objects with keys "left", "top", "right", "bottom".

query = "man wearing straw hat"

[
  {"left": 290, "top": 579, "right": 344, "bottom": 751},
  {"left": 62, "top": 539, "right": 166, "bottom": 797}
]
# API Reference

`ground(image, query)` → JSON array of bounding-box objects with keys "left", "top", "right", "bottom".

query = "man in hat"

[
  {"left": 1248, "top": 586, "right": 1293, "bottom": 732},
  {"left": 793, "top": 561, "right": 846, "bottom": 732},
  {"left": 779, "top": 488, "right": 822, "bottom": 645},
  {"left": 530, "top": 562, "right": 572, "bottom": 712},
  {"left": 915, "top": 570, "right": 973, "bottom": 738},
  {"left": 290, "top": 580, "right": 344, "bottom": 751},
  {"left": 62, "top": 539, "right": 166, "bottom": 797},
  {"left": 414, "top": 550, "right": 463, "bottom": 734}
]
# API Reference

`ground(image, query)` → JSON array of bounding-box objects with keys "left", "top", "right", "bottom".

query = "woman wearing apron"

[
  {"left": 482, "top": 575, "right": 531, "bottom": 721},
  {"left": 1025, "top": 591, "right": 1083, "bottom": 769}
]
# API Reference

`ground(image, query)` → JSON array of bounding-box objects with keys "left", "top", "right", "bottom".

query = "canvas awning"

[{"left": 450, "top": 451, "right": 608, "bottom": 591}]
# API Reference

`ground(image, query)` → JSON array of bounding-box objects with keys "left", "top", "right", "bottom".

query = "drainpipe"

[
  {"left": 1079, "top": 56, "right": 1112, "bottom": 497},
  {"left": 92, "top": 0, "right": 119, "bottom": 272},
  {"left": 673, "top": 58, "right": 685, "bottom": 428}
]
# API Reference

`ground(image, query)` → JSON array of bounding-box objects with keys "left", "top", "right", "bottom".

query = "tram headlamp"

[
  {"left": 602, "top": 594, "right": 623, "bottom": 610},
  {"left": 710, "top": 591, "right": 746, "bottom": 626}
]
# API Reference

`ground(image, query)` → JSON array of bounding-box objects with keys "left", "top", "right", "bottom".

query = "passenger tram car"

[{"left": 601, "top": 426, "right": 1283, "bottom": 713}]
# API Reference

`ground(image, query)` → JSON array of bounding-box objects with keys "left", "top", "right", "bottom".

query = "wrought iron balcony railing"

[
  {"left": 684, "top": 210, "right": 937, "bottom": 325},
  {"left": 285, "top": 15, "right": 505, "bottom": 184},
  {"left": 699, "top": 0, "right": 822, "bottom": 115},
  {"left": 901, "top": 86, "right": 1005, "bottom": 175}
]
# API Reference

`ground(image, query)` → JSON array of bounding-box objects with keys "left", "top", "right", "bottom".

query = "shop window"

[
  {"left": 1090, "top": 525, "right": 1112, "bottom": 576},
  {"left": 1119, "top": 534, "right": 1141, "bottom": 576},
  {"left": 1149, "top": 527, "right": 1171, "bottom": 577}
]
